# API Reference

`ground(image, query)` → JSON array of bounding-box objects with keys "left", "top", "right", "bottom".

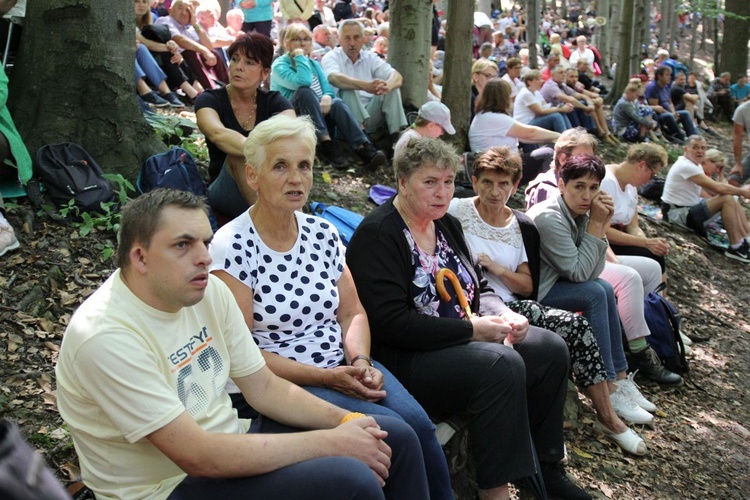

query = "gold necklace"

[{"left": 228, "top": 86, "right": 257, "bottom": 130}]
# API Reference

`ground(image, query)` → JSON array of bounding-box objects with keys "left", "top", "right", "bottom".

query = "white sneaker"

[
  {"left": 618, "top": 373, "right": 657, "bottom": 413},
  {"left": 0, "top": 223, "right": 19, "bottom": 257},
  {"left": 610, "top": 384, "right": 654, "bottom": 425}
]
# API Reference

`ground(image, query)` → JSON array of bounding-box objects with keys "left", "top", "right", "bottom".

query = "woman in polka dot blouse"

[{"left": 209, "top": 114, "right": 452, "bottom": 500}]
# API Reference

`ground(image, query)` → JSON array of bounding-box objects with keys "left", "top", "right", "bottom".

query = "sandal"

[{"left": 594, "top": 421, "right": 648, "bottom": 456}]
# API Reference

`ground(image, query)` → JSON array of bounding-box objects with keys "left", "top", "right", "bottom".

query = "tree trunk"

[
  {"left": 661, "top": 0, "right": 670, "bottom": 49},
  {"left": 607, "top": 0, "right": 634, "bottom": 105},
  {"left": 608, "top": 0, "right": 621, "bottom": 69},
  {"left": 8, "top": 0, "right": 164, "bottom": 179},
  {"left": 640, "top": 0, "right": 650, "bottom": 58},
  {"left": 631, "top": 0, "right": 645, "bottom": 73},
  {"left": 720, "top": 0, "right": 750, "bottom": 77},
  {"left": 689, "top": 10, "right": 700, "bottom": 71},
  {"left": 441, "top": 0, "right": 473, "bottom": 152},
  {"left": 527, "top": 0, "right": 539, "bottom": 69},
  {"left": 389, "top": 0, "right": 432, "bottom": 111},
  {"left": 595, "top": 0, "right": 609, "bottom": 71},
  {"left": 713, "top": 0, "right": 721, "bottom": 70},
  {"left": 667, "top": 0, "right": 678, "bottom": 51}
]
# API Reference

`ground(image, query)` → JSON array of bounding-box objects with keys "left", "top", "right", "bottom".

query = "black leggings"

[{"left": 375, "top": 326, "right": 569, "bottom": 489}]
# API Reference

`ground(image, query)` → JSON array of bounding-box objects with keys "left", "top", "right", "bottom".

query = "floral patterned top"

[{"left": 404, "top": 226, "right": 476, "bottom": 320}]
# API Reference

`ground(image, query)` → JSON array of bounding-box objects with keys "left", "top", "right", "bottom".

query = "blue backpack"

[
  {"left": 137, "top": 147, "right": 207, "bottom": 196},
  {"left": 643, "top": 290, "right": 689, "bottom": 376},
  {"left": 311, "top": 202, "right": 363, "bottom": 246}
]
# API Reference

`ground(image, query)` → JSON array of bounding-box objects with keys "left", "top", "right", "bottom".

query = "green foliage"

[
  {"left": 2, "top": 201, "right": 19, "bottom": 212},
  {"left": 148, "top": 114, "right": 209, "bottom": 164},
  {"left": 57, "top": 173, "right": 135, "bottom": 260}
]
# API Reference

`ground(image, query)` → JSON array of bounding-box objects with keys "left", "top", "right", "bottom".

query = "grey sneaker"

[{"left": 141, "top": 91, "right": 170, "bottom": 108}]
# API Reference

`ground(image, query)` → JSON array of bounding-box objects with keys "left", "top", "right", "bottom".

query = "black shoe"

[
  {"left": 630, "top": 347, "right": 684, "bottom": 386},
  {"left": 725, "top": 240, "right": 750, "bottom": 263},
  {"left": 161, "top": 91, "right": 186, "bottom": 109},
  {"left": 357, "top": 142, "right": 387, "bottom": 172},
  {"left": 686, "top": 330, "right": 711, "bottom": 343},
  {"left": 540, "top": 462, "right": 592, "bottom": 500},
  {"left": 665, "top": 133, "right": 686, "bottom": 145},
  {"left": 141, "top": 91, "right": 170, "bottom": 108},
  {"left": 317, "top": 140, "right": 348, "bottom": 168}
]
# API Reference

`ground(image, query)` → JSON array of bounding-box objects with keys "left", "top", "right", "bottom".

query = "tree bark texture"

[
  {"left": 720, "top": 0, "right": 750, "bottom": 78},
  {"left": 9, "top": 0, "right": 165, "bottom": 179},
  {"left": 608, "top": 0, "right": 634, "bottom": 105},
  {"left": 526, "top": 0, "right": 539, "bottom": 69},
  {"left": 441, "top": 0, "right": 473, "bottom": 151},
  {"left": 631, "top": 0, "right": 645, "bottom": 74},
  {"left": 596, "top": 0, "right": 610, "bottom": 72},
  {"left": 608, "top": 0, "right": 621, "bottom": 70},
  {"left": 389, "top": 0, "right": 432, "bottom": 110}
]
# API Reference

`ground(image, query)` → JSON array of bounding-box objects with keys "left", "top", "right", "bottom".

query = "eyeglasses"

[
  {"left": 478, "top": 72, "right": 496, "bottom": 78},
  {"left": 291, "top": 37, "right": 312, "bottom": 43}
]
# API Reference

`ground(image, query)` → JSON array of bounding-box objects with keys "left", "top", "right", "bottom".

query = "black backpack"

[
  {"left": 35, "top": 143, "right": 115, "bottom": 213},
  {"left": 137, "top": 147, "right": 207, "bottom": 197},
  {"left": 333, "top": 0, "right": 353, "bottom": 21}
]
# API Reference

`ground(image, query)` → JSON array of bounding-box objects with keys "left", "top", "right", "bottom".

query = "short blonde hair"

[
  {"left": 472, "top": 58, "right": 498, "bottom": 75},
  {"left": 626, "top": 143, "right": 668, "bottom": 170},
  {"left": 704, "top": 148, "right": 727, "bottom": 166},
  {"left": 244, "top": 115, "right": 317, "bottom": 173},
  {"left": 283, "top": 23, "right": 312, "bottom": 51}
]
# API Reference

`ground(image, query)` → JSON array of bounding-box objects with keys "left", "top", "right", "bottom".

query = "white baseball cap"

[{"left": 418, "top": 102, "right": 456, "bottom": 135}]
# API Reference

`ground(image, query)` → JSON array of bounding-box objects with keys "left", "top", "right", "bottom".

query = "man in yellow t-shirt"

[{"left": 56, "top": 189, "right": 428, "bottom": 500}]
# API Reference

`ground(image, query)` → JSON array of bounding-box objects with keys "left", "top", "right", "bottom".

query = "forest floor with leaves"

[{"left": 1, "top": 100, "right": 749, "bottom": 498}]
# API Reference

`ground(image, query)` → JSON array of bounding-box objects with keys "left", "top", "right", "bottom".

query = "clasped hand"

[
  {"left": 589, "top": 191, "right": 615, "bottom": 225},
  {"left": 365, "top": 79, "right": 389, "bottom": 96},
  {"left": 336, "top": 417, "right": 391, "bottom": 487},
  {"left": 471, "top": 311, "right": 528, "bottom": 344},
  {"left": 328, "top": 365, "right": 386, "bottom": 402}
]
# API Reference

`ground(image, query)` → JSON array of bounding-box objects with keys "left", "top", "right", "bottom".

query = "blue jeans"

[
  {"left": 529, "top": 112, "right": 568, "bottom": 133},
  {"left": 169, "top": 415, "right": 428, "bottom": 499},
  {"left": 292, "top": 86, "right": 369, "bottom": 149},
  {"left": 303, "top": 361, "right": 453, "bottom": 500},
  {"left": 135, "top": 43, "right": 167, "bottom": 88},
  {"left": 540, "top": 279, "right": 627, "bottom": 380},
  {"left": 567, "top": 108, "right": 596, "bottom": 132},
  {"left": 656, "top": 110, "right": 697, "bottom": 138}
]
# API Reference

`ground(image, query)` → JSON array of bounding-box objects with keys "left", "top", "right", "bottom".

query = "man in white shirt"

[
  {"left": 501, "top": 57, "right": 525, "bottom": 109},
  {"left": 730, "top": 100, "right": 750, "bottom": 186},
  {"left": 322, "top": 19, "right": 407, "bottom": 142},
  {"left": 661, "top": 135, "right": 750, "bottom": 262},
  {"left": 56, "top": 189, "right": 428, "bottom": 499}
]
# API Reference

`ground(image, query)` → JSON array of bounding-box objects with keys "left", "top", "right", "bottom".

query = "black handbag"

[{"left": 141, "top": 24, "right": 172, "bottom": 44}]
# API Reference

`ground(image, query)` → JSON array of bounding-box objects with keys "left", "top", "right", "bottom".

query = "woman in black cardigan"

[{"left": 346, "top": 138, "right": 589, "bottom": 500}]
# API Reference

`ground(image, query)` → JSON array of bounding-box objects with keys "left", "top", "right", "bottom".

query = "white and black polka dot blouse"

[{"left": 210, "top": 212, "right": 346, "bottom": 368}]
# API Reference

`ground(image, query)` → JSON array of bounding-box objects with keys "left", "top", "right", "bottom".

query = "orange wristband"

[{"left": 340, "top": 412, "right": 366, "bottom": 424}]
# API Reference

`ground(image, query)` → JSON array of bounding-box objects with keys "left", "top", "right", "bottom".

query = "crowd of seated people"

[{"left": 13, "top": 4, "right": 748, "bottom": 500}]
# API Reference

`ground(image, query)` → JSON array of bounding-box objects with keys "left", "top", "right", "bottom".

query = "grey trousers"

[{"left": 338, "top": 88, "right": 408, "bottom": 135}]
